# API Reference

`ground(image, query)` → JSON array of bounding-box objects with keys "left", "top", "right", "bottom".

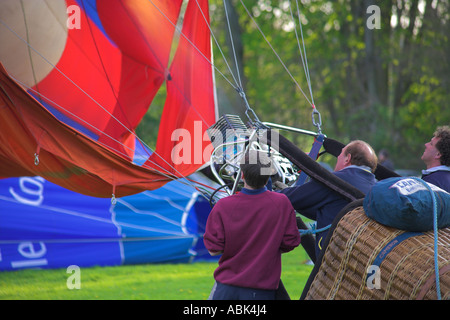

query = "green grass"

[{"left": 0, "top": 247, "right": 312, "bottom": 300}]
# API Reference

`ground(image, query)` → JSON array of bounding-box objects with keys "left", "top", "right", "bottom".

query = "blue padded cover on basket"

[{"left": 363, "top": 177, "right": 450, "bottom": 232}]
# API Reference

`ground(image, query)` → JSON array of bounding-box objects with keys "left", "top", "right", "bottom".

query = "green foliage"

[
  {"left": 136, "top": 0, "right": 449, "bottom": 170},
  {"left": 227, "top": 0, "right": 449, "bottom": 169},
  {"left": 135, "top": 83, "right": 167, "bottom": 150}
]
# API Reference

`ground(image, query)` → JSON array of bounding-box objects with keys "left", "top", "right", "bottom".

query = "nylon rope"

[
  {"left": 218, "top": 0, "right": 259, "bottom": 124},
  {"left": 148, "top": 0, "right": 248, "bottom": 128},
  {"left": 147, "top": 0, "right": 238, "bottom": 91},
  {"left": 79, "top": 0, "right": 135, "bottom": 136},
  {"left": 0, "top": 16, "right": 216, "bottom": 201},
  {"left": 79, "top": 0, "right": 154, "bottom": 183},
  {"left": 149, "top": 0, "right": 320, "bottom": 128},
  {"left": 154, "top": 0, "right": 318, "bottom": 128},
  {"left": 239, "top": 0, "right": 323, "bottom": 133},
  {"left": 290, "top": 0, "right": 323, "bottom": 133},
  {"left": 113, "top": 0, "right": 213, "bottom": 130},
  {"left": 411, "top": 177, "right": 442, "bottom": 300},
  {"left": 7, "top": 73, "right": 217, "bottom": 201},
  {"left": 149, "top": 0, "right": 253, "bottom": 128},
  {"left": 222, "top": 0, "right": 243, "bottom": 90},
  {"left": 299, "top": 223, "right": 331, "bottom": 236},
  {"left": 150, "top": 0, "right": 260, "bottom": 127},
  {"left": 195, "top": 1, "right": 240, "bottom": 90},
  {"left": 150, "top": 0, "right": 259, "bottom": 129},
  {"left": 0, "top": 194, "right": 191, "bottom": 235},
  {"left": 19, "top": 0, "right": 40, "bottom": 98},
  {"left": 180, "top": 0, "right": 315, "bottom": 127},
  {"left": 238, "top": 0, "right": 312, "bottom": 108},
  {"left": 0, "top": 1, "right": 324, "bottom": 197},
  {"left": 290, "top": 0, "right": 314, "bottom": 107}
]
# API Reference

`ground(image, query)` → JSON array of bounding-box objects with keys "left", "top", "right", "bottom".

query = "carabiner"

[
  {"left": 311, "top": 107, "right": 322, "bottom": 134},
  {"left": 34, "top": 153, "right": 40, "bottom": 166},
  {"left": 111, "top": 193, "right": 117, "bottom": 206}
]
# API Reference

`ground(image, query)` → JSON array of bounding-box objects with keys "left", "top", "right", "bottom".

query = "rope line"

[
  {"left": 147, "top": 0, "right": 239, "bottom": 91},
  {"left": 238, "top": 0, "right": 312, "bottom": 108},
  {"left": 289, "top": 0, "right": 322, "bottom": 133},
  {"left": 0, "top": 1, "right": 325, "bottom": 198},
  {"left": 7, "top": 75, "right": 219, "bottom": 201},
  {"left": 0, "top": 14, "right": 216, "bottom": 201},
  {"left": 193, "top": 0, "right": 241, "bottom": 89},
  {"left": 19, "top": 0, "right": 40, "bottom": 96},
  {"left": 299, "top": 223, "right": 331, "bottom": 236},
  {"left": 223, "top": 0, "right": 243, "bottom": 89},
  {"left": 290, "top": 0, "right": 315, "bottom": 107},
  {"left": 411, "top": 177, "right": 441, "bottom": 300}
]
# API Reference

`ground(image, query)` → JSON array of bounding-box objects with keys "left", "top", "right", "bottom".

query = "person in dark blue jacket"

[
  {"left": 280, "top": 140, "right": 378, "bottom": 259},
  {"left": 421, "top": 125, "right": 450, "bottom": 192}
]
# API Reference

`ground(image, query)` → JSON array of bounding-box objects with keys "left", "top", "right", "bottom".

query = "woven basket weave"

[{"left": 304, "top": 206, "right": 450, "bottom": 300}]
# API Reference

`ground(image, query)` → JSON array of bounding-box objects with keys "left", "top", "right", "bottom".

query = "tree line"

[
  {"left": 137, "top": 0, "right": 449, "bottom": 171},
  {"left": 211, "top": 0, "right": 449, "bottom": 170}
]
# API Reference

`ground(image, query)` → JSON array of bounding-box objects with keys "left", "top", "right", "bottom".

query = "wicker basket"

[{"left": 304, "top": 206, "right": 450, "bottom": 300}]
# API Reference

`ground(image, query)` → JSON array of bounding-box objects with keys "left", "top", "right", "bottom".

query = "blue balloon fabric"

[
  {"left": 363, "top": 177, "right": 450, "bottom": 232},
  {"left": 0, "top": 176, "right": 215, "bottom": 271}
]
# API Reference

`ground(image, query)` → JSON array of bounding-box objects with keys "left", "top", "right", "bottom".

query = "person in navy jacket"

[
  {"left": 280, "top": 140, "right": 378, "bottom": 259},
  {"left": 421, "top": 125, "right": 450, "bottom": 192}
]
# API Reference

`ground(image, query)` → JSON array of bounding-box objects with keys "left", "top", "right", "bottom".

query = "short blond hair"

[{"left": 345, "top": 140, "right": 378, "bottom": 172}]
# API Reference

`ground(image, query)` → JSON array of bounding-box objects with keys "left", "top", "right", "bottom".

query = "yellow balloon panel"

[{"left": 0, "top": 0, "right": 68, "bottom": 88}]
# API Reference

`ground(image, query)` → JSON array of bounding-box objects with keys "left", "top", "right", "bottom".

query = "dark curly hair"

[{"left": 435, "top": 126, "right": 450, "bottom": 166}]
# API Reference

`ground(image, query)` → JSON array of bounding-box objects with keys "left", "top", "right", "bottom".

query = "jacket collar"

[
  {"left": 240, "top": 186, "right": 268, "bottom": 195},
  {"left": 422, "top": 165, "right": 450, "bottom": 175}
]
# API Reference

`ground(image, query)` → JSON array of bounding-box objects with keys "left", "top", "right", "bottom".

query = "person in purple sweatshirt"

[
  {"left": 204, "top": 150, "right": 301, "bottom": 300},
  {"left": 421, "top": 125, "right": 450, "bottom": 192}
]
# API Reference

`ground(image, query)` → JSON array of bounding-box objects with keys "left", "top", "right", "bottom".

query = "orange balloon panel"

[{"left": 0, "top": 0, "right": 216, "bottom": 196}]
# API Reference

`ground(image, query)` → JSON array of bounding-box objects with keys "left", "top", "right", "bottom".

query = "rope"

[
  {"left": 0, "top": 1, "right": 326, "bottom": 199},
  {"left": 194, "top": 0, "right": 262, "bottom": 126},
  {"left": 0, "top": 13, "right": 219, "bottom": 201},
  {"left": 9, "top": 75, "right": 220, "bottom": 202},
  {"left": 153, "top": 0, "right": 322, "bottom": 131},
  {"left": 411, "top": 177, "right": 441, "bottom": 300},
  {"left": 0, "top": 236, "right": 195, "bottom": 244},
  {"left": 238, "top": 0, "right": 312, "bottom": 108},
  {"left": 19, "top": 0, "right": 39, "bottom": 96},
  {"left": 239, "top": 0, "right": 323, "bottom": 134},
  {"left": 289, "top": 0, "right": 323, "bottom": 134},
  {"left": 223, "top": 0, "right": 243, "bottom": 89},
  {"left": 218, "top": 1, "right": 261, "bottom": 125},
  {"left": 299, "top": 223, "right": 331, "bottom": 236},
  {"left": 289, "top": 0, "right": 314, "bottom": 107},
  {"left": 208, "top": 182, "right": 234, "bottom": 208},
  {"left": 148, "top": 0, "right": 238, "bottom": 91},
  {"left": 194, "top": 0, "right": 241, "bottom": 89}
]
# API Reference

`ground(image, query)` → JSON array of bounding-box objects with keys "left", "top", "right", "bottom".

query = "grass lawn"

[{"left": 0, "top": 246, "right": 313, "bottom": 300}]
